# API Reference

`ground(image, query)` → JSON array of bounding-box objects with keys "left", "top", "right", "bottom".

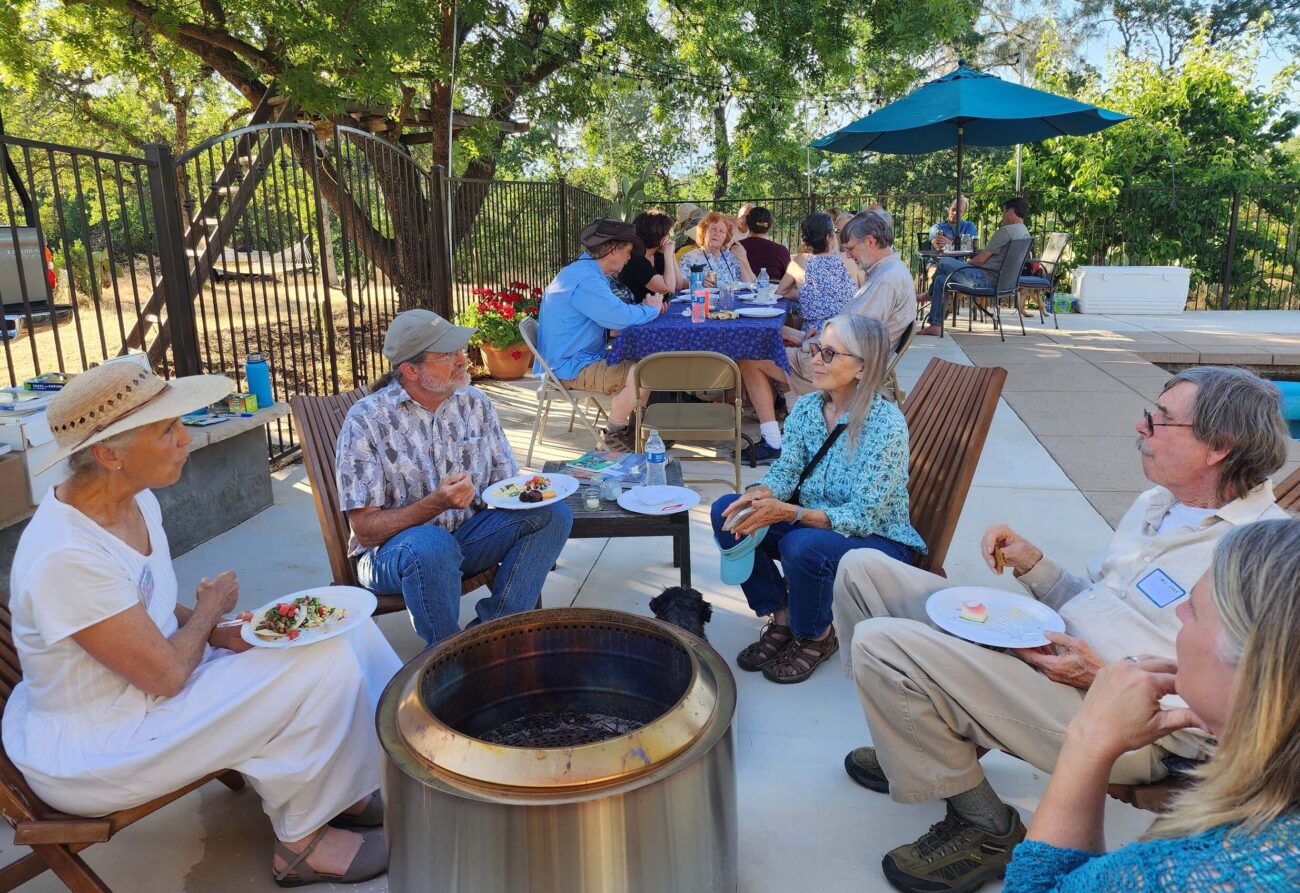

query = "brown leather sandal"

[
  {"left": 762, "top": 627, "right": 838, "bottom": 683},
  {"left": 736, "top": 621, "right": 793, "bottom": 671},
  {"left": 273, "top": 827, "right": 387, "bottom": 887}
]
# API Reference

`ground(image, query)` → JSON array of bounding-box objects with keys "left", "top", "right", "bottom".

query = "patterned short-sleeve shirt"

[{"left": 335, "top": 380, "right": 518, "bottom": 556}]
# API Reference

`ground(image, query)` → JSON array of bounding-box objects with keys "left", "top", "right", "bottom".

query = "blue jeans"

[
  {"left": 928, "top": 257, "right": 995, "bottom": 325},
  {"left": 710, "top": 493, "right": 914, "bottom": 637},
  {"left": 357, "top": 503, "right": 572, "bottom": 644}
]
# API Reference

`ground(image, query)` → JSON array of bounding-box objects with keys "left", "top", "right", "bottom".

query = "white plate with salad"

[
  {"left": 482, "top": 472, "right": 580, "bottom": 510},
  {"left": 240, "top": 586, "right": 376, "bottom": 649}
]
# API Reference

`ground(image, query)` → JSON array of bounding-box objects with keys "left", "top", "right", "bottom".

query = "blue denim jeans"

[
  {"left": 928, "top": 257, "right": 995, "bottom": 325},
  {"left": 710, "top": 493, "right": 914, "bottom": 637},
  {"left": 357, "top": 503, "right": 572, "bottom": 644}
]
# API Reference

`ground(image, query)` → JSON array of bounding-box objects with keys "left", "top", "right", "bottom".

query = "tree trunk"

[{"left": 712, "top": 97, "right": 730, "bottom": 203}]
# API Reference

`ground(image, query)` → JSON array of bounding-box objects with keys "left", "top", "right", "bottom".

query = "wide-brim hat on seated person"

[
  {"left": 579, "top": 218, "right": 646, "bottom": 254},
  {"left": 38, "top": 361, "right": 233, "bottom": 473},
  {"left": 674, "top": 203, "right": 707, "bottom": 232},
  {"left": 382, "top": 308, "right": 477, "bottom": 366},
  {"left": 716, "top": 524, "right": 771, "bottom": 585}
]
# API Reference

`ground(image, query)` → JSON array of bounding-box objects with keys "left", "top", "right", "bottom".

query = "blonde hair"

[
  {"left": 1146, "top": 518, "right": 1300, "bottom": 840},
  {"left": 819, "top": 314, "right": 889, "bottom": 455},
  {"left": 694, "top": 211, "right": 734, "bottom": 248}
]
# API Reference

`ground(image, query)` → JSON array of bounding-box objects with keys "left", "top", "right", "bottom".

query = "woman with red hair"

[{"left": 678, "top": 211, "right": 757, "bottom": 287}]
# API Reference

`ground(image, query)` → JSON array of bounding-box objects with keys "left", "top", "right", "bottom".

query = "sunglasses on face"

[
  {"left": 1142, "top": 408, "right": 1194, "bottom": 438},
  {"left": 801, "top": 341, "right": 862, "bottom": 364}
]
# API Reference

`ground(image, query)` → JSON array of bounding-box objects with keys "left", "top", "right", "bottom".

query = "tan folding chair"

[
  {"left": 883, "top": 319, "right": 916, "bottom": 404},
  {"left": 0, "top": 602, "right": 247, "bottom": 893},
  {"left": 633, "top": 351, "right": 743, "bottom": 492},
  {"left": 519, "top": 316, "right": 611, "bottom": 465},
  {"left": 290, "top": 390, "right": 497, "bottom": 616}
]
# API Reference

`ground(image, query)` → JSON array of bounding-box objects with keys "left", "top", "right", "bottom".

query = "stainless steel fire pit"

[{"left": 378, "top": 607, "right": 737, "bottom": 893}]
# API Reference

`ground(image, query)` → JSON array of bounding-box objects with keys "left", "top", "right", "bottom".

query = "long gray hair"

[
  {"left": 1161, "top": 367, "right": 1287, "bottom": 502},
  {"left": 819, "top": 314, "right": 889, "bottom": 454}
]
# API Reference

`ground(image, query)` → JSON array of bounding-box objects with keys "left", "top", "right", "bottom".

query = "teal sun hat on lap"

[{"left": 717, "top": 526, "right": 770, "bottom": 585}]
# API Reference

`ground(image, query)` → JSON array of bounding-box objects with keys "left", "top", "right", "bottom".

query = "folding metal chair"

[
  {"left": 633, "top": 351, "right": 743, "bottom": 492},
  {"left": 519, "top": 316, "right": 611, "bottom": 465}
]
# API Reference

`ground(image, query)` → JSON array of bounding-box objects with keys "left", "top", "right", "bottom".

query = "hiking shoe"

[
  {"left": 844, "top": 746, "right": 890, "bottom": 794},
  {"left": 881, "top": 804, "right": 1025, "bottom": 893},
  {"left": 603, "top": 425, "right": 637, "bottom": 453},
  {"left": 740, "top": 438, "right": 782, "bottom": 467}
]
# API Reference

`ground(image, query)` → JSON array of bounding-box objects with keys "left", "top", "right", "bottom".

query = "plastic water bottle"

[
  {"left": 757, "top": 268, "right": 769, "bottom": 290},
  {"left": 245, "top": 353, "right": 273, "bottom": 411},
  {"left": 689, "top": 264, "right": 705, "bottom": 294},
  {"left": 645, "top": 430, "right": 667, "bottom": 486},
  {"left": 691, "top": 288, "right": 707, "bottom": 323}
]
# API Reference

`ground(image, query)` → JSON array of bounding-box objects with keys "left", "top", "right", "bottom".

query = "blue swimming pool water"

[{"left": 1274, "top": 380, "right": 1300, "bottom": 439}]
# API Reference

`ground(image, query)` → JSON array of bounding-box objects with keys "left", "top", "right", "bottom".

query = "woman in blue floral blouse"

[
  {"left": 1004, "top": 518, "right": 1300, "bottom": 893},
  {"left": 678, "top": 211, "right": 756, "bottom": 288},
  {"left": 711, "top": 314, "right": 925, "bottom": 683}
]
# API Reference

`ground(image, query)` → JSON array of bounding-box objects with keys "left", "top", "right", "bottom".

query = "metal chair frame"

[
  {"left": 633, "top": 351, "right": 743, "bottom": 492},
  {"left": 941, "top": 237, "right": 1034, "bottom": 342},
  {"left": 519, "top": 316, "right": 611, "bottom": 465},
  {"left": 1017, "top": 232, "right": 1072, "bottom": 329}
]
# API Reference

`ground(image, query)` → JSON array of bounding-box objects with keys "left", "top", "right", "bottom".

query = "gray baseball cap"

[{"left": 382, "top": 309, "right": 476, "bottom": 365}]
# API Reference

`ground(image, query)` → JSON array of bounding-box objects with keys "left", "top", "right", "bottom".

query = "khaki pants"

[
  {"left": 785, "top": 346, "right": 816, "bottom": 397},
  {"left": 564, "top": 359, "right": 633, "bottom": 396},
  {"left": 832, "top": 549, "right": 1166, "bottom": 804}
]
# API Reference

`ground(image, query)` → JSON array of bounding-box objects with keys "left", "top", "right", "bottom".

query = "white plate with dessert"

[{"left": 925, "top": 586, "right": 1065, "bottom": 648}]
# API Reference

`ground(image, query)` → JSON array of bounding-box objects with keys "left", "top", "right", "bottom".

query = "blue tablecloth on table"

[{"left": 608, "top": 301, "right": 792, "bottom": 371}]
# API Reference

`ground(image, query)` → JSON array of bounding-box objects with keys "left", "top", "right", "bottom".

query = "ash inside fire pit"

[
  {"left": 421, "top": 619, "right": 693, "bottom": 749},
  {"left": 480, "top": 710, "right": 645, "bottom": 747}
]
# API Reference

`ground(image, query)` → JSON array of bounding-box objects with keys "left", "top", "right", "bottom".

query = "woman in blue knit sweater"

[{"left": 1005, "top": 518, "right": 1300, "bottom": 892}]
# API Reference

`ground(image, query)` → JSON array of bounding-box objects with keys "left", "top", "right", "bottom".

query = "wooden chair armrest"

[{"left": 14, "top": 817, "right": 113, "bottom": 845}]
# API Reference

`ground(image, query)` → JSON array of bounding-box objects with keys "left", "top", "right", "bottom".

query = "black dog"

[{"left": 649, "top": 587, "right": 713, "bottom": 641}]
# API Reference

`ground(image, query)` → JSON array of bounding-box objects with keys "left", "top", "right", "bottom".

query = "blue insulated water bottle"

[{"left": 245, "top": 353, "right": 273, "bottom": 411}]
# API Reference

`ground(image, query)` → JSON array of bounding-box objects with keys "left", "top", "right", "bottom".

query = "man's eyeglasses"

[
  {"left": 1142, "top": 408, "right": 1194, "bottom": 438},
  {"left": 801, "top": 341, "right": 862, "bottom": 364}
]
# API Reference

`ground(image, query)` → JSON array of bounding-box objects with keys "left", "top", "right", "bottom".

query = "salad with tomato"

[{"left": 252, "top": 596, "right": 347, "bottom": 641}]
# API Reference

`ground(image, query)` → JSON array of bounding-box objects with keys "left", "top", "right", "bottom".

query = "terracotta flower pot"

[{"left": 481, "top": 342, "right": 533, "bottom": 380}]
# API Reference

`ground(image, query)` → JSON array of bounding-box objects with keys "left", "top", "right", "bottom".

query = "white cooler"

[{"left": 1072, "top": 266, "right": 1191, "bottom": 315}]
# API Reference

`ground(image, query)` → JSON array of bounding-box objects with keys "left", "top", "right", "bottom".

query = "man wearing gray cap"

[
  {"left": 335, "top": 309, "right": 572, "bottom": 645},
  {"left": 534, "top": 218, "right": 665, "bottom": 451}
]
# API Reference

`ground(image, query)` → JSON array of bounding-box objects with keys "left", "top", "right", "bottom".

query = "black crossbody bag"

[{"left": 790, "top": 422, "right": 847, "bottom": 506}]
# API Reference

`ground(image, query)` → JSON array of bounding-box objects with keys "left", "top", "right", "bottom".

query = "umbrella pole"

[{"left": 955, "top": 125, "right": 965, "bottom": 250}]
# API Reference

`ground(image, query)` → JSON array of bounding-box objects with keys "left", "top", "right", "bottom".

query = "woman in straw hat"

[
  {"left": 1, "top": 362, "right": 401, "bottom": 887},
  {"left": 1004, "top": 517, "right": 1300, "bottom": 891}
]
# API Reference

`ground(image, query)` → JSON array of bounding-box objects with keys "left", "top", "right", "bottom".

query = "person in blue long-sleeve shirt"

[{"left": 534, "top": 218, "right": 665, "bottom": 449}]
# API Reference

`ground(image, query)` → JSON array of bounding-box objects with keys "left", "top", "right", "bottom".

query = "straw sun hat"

[{"left": 38, "top": 363, "right": 233, "bottom": 473}]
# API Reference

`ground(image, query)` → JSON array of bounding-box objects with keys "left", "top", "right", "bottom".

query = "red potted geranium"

[{"left": 457, "top": 282, "right": 542, "bottom": 380}]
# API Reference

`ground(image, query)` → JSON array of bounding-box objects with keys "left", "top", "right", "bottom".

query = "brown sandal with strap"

[
  {"left": 736, "top": 621, "right": 793, "bottom": 671},
  {"left": 762, "top": 627, "right": 838, "bottom": 684},
  {"left": 273, "top": 826, "right": 388, "bottom": 887}
]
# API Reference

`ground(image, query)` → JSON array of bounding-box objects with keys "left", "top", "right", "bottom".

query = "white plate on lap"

[
  {"left": 483, "top": 472, "right": 579, "bottom": 510},
  {"left": 736, "top": 306, "right": 784, "bottom": 318},
  {"left": 241, "top": 587, "right": 375, "bottom": 649},
  {"left": 617, "top": 485, "right": 700, "bottom": 515},
  {"left": 926, "top": 586, "right": 1065, "bottom": 648}
]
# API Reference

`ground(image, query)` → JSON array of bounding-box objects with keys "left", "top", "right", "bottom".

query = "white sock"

[{"left": 760, "top": 421, "right": 782, "bottom": 449}]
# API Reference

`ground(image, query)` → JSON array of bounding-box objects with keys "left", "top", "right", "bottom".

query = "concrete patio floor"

[{"left": 5, "top": 310, "right": 1297, "bottom": 892}]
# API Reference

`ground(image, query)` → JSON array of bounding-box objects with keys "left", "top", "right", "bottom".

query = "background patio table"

[{"left": 608, "top": 300, "right": 793, "bottom": 371}]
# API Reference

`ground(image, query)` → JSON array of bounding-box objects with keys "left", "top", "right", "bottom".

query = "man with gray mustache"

[{"left": 830, "top": 366, "right": 1291, "bottom": 893}]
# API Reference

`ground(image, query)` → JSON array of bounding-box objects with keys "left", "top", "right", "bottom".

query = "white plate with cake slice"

[{"left": 925, "top": 586, "right": 1065, "bottom": 648}]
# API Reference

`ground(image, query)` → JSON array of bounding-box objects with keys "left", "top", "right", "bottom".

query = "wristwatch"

[{"left": 793, "top": 506, "right": 805, "bottom": 525}]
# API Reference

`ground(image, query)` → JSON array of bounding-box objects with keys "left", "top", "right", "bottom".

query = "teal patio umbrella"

[{"left": 812, "top": 63, "right": 1130, "bottom": 239}]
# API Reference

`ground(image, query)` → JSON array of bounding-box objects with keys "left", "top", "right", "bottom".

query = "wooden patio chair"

[
  {"left": 0, "top": 602, "right": 246, "bottom": 893},
  {"left": 1276, "top": 466, "right": 1300, "bottom": 515},
  {"left": 902, "top": 358, "right": 1006, "bottom": 576},
  {"left": 290, "top": 390, "right": 497, "bottom": 617}
]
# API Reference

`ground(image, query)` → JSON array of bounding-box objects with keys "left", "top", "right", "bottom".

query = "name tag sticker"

[{"left": 1136, "top": 569, "right": 1186, "bottom": 608}]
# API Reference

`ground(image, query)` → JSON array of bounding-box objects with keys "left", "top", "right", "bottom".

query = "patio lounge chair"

[
  {"left": 902, "top": 358, "right": 1006, "bottom": 576},
  {"left": 0, "top": 603, "right": 246, "bottom": 893},
  {"left": 942, "top": 237, "right": 1034, "bottom": 342},
  {"left": 519, "top": 316, "right": 611, "bottom": 466},
  {"left": 290, "top": 390, "right": 497, "bottom": 616},
  {"left": 1017, "top": 232, "right": 1072, "bottom": 329}
]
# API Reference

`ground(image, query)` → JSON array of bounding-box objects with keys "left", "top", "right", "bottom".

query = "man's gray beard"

[{"left": 1135, "top": 436, "right": 1154, "bottom": 456}]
